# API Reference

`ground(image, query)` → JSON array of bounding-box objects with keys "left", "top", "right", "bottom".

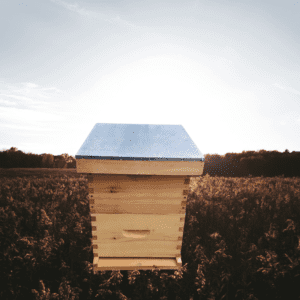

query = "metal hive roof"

[{"left": 75, "top": 123, "right": 204, "bottom": 161}]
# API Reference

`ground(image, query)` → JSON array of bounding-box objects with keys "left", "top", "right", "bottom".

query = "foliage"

[
  {"left": 184, "top": 174, "right": 300, "bottom": 299},
  {"left": 0, "top": 170, "right": 300, "bottom": 299},
  {"left": 0, "top": 148, "right": 76, "bottom": 169},
  {"left": 203, "top": 150, "right": 300, "bottom": 177}
]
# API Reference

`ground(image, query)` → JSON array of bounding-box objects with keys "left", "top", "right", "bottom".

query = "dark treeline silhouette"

[
  {"left": 0, "top": 147, "right": 76, "bottom": 169},
  {"left": 1, "top": 147, "right": 300, "bottom": 177},
  {"left": 203, "top": 149, "right": 300, "bottom": 178}
]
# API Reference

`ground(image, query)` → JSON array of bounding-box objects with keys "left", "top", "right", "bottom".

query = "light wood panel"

[
  {"left": 88, "top": 174, "right": 191, "bottom": 181},
  {"left": 88, "top": 174, "right": 189, "bottom": 215},
  {"left": 77, "top": 159, "right": 204, "bottom": 176},
  {"left": 86, "top": 174, "right": 194, "bottom": 270},
  {"left": 89, "top": 200, "right": 186, "bottom": 214},
  {"left": 91, "top": 214, "right": 185, "bottom": 235},
  {"left": 93, "top": 241, "right": 181, "bottom": 257},
  {"left": 87, "top": 174, "right": 188, "bottom": 192},
  {"left": 93, "top": 257, "right": 181, "bottom": 271},
  {"left": 89, "top": 186, "right": 188, "bottom": 198},
  {"left": 91, "top": 214, "right": 184, "bottom": 258}
]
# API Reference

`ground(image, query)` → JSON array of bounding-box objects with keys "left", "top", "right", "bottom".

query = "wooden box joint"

[
  {"left": 87, "top": 174, "right": 94, "bottom": 182},
  {"left": 184, "top": 178, "right": 190, "bottom": 184}
]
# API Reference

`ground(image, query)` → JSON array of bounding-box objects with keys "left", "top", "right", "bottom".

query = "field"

[
  {"left": 0, "top": 169, "right": 300, "bottom": 300},
  {"left": 0, "top": 168, "right": 79, "bottom": 179}
]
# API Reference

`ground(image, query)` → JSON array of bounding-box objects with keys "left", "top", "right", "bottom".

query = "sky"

[{"left": 0, "top": 0, "right": 300, "bottom": 157}]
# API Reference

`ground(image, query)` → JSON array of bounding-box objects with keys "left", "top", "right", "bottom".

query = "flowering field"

[{"left": 0, "top": 169, "right": 300, "bottom": 300}]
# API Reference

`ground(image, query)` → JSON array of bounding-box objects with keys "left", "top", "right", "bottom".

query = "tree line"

[
  {"left": 0, "top": 147, "right": 76, "bottom": 169},
  {"left": 203, "top": 149, "right": 300, "bottom": 178},
  {"left": 1, "top": 147, "right": 300, "bottom": 178}
]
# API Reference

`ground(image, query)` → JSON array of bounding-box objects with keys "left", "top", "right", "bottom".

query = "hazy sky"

[{"left": 1, "top": 0, "right": 300, "bottom": 156}]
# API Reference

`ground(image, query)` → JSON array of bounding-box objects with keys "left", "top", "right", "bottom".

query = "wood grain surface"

[
  {"left": 77, "top": 159, "right": 204, "bottom": 175},
  {"left": 91, "top": 214, "right": 184, "bottom": 257}
]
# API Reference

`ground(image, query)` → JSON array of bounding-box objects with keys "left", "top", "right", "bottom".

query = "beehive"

[{"left": 75, "top": 123, "right": 204, "bottom": 271}]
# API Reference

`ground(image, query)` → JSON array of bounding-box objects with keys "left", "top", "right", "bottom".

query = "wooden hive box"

[{"left": 75, "top": 123, "right": 205, "bottom": 271}]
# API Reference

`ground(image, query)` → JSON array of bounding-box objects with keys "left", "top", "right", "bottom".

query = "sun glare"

[{"left": 95, "top": 56, "right": 213, "bottom": 103}]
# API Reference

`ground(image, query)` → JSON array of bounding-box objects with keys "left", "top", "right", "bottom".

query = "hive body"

[{"left": 75, "top": 123, "right": 204, "bottom": 271}]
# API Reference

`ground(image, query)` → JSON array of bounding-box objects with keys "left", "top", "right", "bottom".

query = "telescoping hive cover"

[{"left": 75, "top": 123, "right": 204, "bottom": 161}]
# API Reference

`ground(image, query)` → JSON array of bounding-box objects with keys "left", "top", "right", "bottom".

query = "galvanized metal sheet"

[{"left": 75, "top": 123, "right": 204, "bottom": 161}]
